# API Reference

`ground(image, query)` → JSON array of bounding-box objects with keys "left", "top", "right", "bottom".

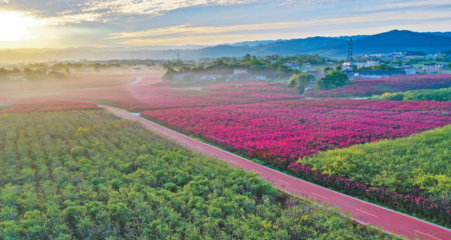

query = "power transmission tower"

[{"left": 347, "top": 37, "right": 353, "bottom": 61}]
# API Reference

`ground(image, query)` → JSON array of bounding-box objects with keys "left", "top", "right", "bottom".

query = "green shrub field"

[
  {"left": 302, "top": 125, "right": 451, "bottom": 197},
  {"left": 0, "top": 110, "right": 395, "bottom": 239},
  {"left": 380, "top": 87, "right": 451, "bottom": 102}
]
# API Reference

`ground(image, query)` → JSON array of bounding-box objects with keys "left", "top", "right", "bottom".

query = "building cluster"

[
  {"left": 173, "top": 68, "right": 268, "bottom": 82},
  {"left": 361, "top": 52, "right": 447, "bottom": 61},
  {"left": 342, "top": 58, "right": 449, "bottom": 79}
]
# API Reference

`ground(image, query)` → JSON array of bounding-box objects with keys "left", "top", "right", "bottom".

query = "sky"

[{"left": 0, "top": 0, "right": 451, "bottom": 49}]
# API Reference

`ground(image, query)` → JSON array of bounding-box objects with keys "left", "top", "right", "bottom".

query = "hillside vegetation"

[{"left": 0, "top": 110, "right": 394, "bottom": 239}]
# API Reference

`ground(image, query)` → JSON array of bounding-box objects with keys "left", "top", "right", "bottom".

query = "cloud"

[
  {"left": 115, "top": 10, "right": 451, "bottom": 45},
  {"left": 109, "top": 9, "right": 451, "bottom": 39},
  {"left": 107, "top": 22, "right": 304, "bottom": 39},
  {"left": 0, "top": 0, "right": 280, "bottom": 25},
  {"left": 81, "top": 0, "right": 281, "bottom": 16}
]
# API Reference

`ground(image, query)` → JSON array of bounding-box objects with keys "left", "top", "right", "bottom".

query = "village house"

[
  {"left": 404, "top": 67, "right": 417, "bottom": 75},
  {"left": 423, "top": 63, "right": 445, "bottom": 71},
  {"left": 255, "top": 75, "right": 267, "bottom": 81},
  {"left": 365, "top": 60, "right": 380, "bottom": 67},
  {"left": 51, "top": 69, "right": 64, "bottom": 73},
  {"left": 342, "top": 61, "right": 365, "bottom": 70},
  {"left": 343, "top": 70, "right": 405, "bottom": 79},
  {"left": 233, "top": 68, "right": 248, "bottom": 75},
  {"left": 285, "top": 63, "right": 300, "bottom": 70},
  {"left": 173, "top": 72, "right": 191, "bottom": 81},
  {"left": 132, "top": 67, "right": 142, "bottom": 73}
]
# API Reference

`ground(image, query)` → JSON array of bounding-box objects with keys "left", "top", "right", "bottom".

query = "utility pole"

[{"left": 347, "top": 37, "right": 353, "bottom": 62}]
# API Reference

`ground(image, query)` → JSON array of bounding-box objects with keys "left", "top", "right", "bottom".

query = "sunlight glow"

[{"left": 0, "top": 12, "right": 47, "bottom": 41}]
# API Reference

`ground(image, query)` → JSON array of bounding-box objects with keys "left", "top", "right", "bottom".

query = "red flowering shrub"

[
  {"left": 142, "top": 99, "right": 451, "bottom": 166},
  {"left": 306, "top": 74, "right": 451, "bottom": 98}
]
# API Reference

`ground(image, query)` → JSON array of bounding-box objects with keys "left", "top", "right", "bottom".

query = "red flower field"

[{"left": 142, "top": 99, "right": 451, "bottom": 165}]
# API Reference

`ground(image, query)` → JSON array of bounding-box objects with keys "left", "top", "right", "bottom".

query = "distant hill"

[
  {"left": 1, "top": 30, "right": 451, "bottom": 62},
  {"left": 424, "top": 32, "right": 451, "bottom": 38},
  {"left": 189, "top": 30, "right": 451, "bottom": 59},
  {"left": 311, "top": 30, "right": 451, "bottom": 58}
]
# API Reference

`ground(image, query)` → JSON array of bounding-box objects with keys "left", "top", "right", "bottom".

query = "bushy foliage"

[
  {"left": 302, "top": 125, "right": 451, "bottom": 196},
  {"left": 288, "top": 73, "right": 315, "bottom": 94},
  {"left": 358, "top": 65, "right": 398, "bottom": 70},
  {"left": 0, "top": 110, "right": 393, "bottom": 239},
  {"left": 314, "top": 71, "right": 349, "bottom": 90},
  {"left": 380, "top": 87, "right": 451, "bottom": 101}
]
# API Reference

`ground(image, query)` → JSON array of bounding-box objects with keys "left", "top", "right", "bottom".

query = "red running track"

[{"left": 103, "top": 105, "right": 451, "bottom": 240}]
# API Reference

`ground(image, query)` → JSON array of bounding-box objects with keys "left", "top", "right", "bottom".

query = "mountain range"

[{"left": 1, "top": 30, "right": 451, "bottom": 63}]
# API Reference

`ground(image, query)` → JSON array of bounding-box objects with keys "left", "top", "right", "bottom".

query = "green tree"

[
  {"left": 243, "top": 54, "right": 252, "bottom": 61},
  {"left": 288, "top": 73, "right": 315, "bottom": 94},
  {"left": 323, "top": 67, "right": 333, "bottom": 74},
  {"left": 162, "top": 67, "right": 176, "bottom": 81},
  {"left": 314, "top": 71, "right": 349, "bottom": 90},
  {"left": 276, "top": 65, "right": 292, "bottom": 76}
]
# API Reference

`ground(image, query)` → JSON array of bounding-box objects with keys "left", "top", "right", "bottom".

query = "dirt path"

[{"left": 103, "top": 105, "right": 451, "bottom": 240}]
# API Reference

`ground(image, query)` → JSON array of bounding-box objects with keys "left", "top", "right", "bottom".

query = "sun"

[{"left": 0, "top": 12, "right": 46, "bottom": 41}]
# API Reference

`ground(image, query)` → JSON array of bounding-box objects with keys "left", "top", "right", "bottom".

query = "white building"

[
  {"left": 285, "top": 63, "right": 300, "bottom": 70},
  {"left": 366, "top": 60, "right": 380, "bottom": 67},
  {"left": 302, "top": 62, "right": 312, "bottom": 68},
  {"left": 423, "top": 63, "right": 444, "bottom": 71},
  {"left": 404, "top": 67, "right": 417, "bottom": 75},
  {"left": 255, "top": 75, "right": 267, "bottom": 81},
  {"left": 9, "top": 73, "right": 26, "bottom": 81},
  {"left": 290, "top": 65, "right": 301, "bottom": 71},
  {"left": 132, "top": 67, "right": 142, "bottom": 73},
  {"left": 233, "top": 68, "right": 248, "bottom": 75},
  {"left": 342, "top": 61, "right": 364, "bottom": 70},
  {"left": 173, "top": 72, "right": 191, "bottom": 81},
  {"left": 435, "top": 63, "right": 445, "bottom": 69},
  {"left": 51, "top": 69, "right": 64, "bottom": 73}
]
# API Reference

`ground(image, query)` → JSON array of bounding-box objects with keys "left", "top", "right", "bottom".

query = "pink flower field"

[
  {"left": 142, "top": 99, "right": 451, "bottom": 166},
  {"left": 61, "top": 84, "right": 302, "bottom": 111},
  {"left": 0, "top": 98, "right": 101, "bottom": 114},
  {"left": 206, "top": 82, "right": 299, "bottom": 95},
  {"left": 306, "top": 74, "right": 451, "bottom": 98}
]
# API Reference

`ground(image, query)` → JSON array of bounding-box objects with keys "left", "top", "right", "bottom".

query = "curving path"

[{"left": 102, "top": 105, "right": 451, "bottom": 240}]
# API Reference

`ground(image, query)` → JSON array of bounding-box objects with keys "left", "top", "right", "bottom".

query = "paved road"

[{"left": 103, "top": 105, "right": 451, "bottom": 240}]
